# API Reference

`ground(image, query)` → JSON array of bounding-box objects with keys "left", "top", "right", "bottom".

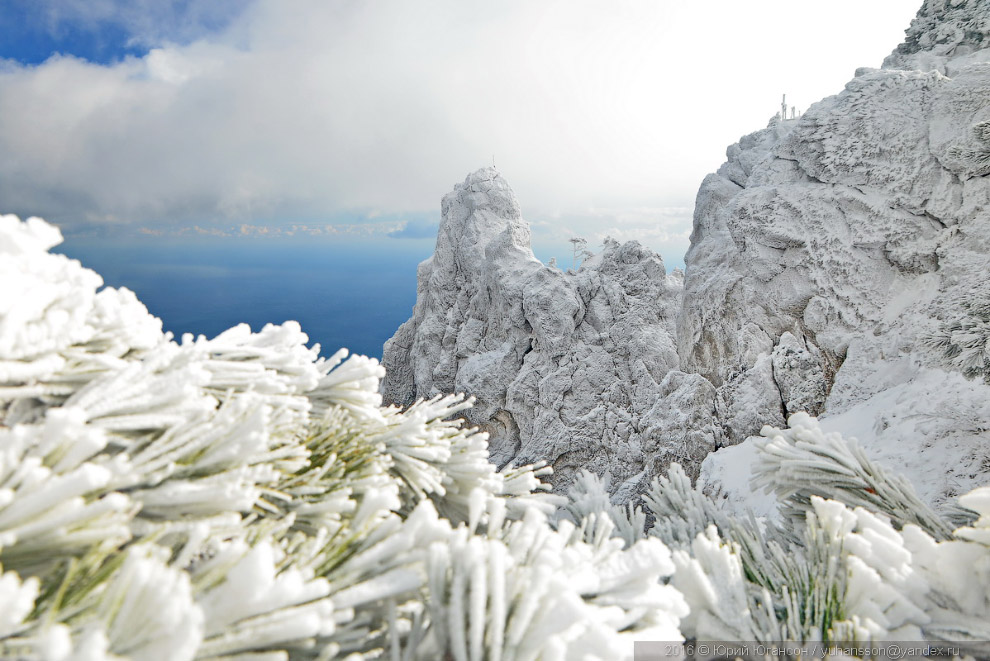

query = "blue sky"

[
  {"left": 0, "top": 6, "right": 140, "bottom": 65},
  {"left": 0, "top": 0, "right": 921, "bottom": 265},
  {"left": 0, "top": 1, "right": 246, "bottom": 64}
]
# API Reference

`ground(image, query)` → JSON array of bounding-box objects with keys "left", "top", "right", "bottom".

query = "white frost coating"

[
  {"left": 386, "top": 1, "right": 990, "bottom": 505},
  {"left": 670, "top": 526, "right": 758, "bottom": 641},
  {"left": 420, "top": 509, "right": 687, "bottom": 661},
  {"left": 196, "top": 541, "right": 336, "bottom": 657},
  {"left": 815, "top": 488, "right": 990, "bottom": 653},
  {"left": 0, "top": 566, "right": 38, "bottom": 637},
  {"left": 693, "top": 1, "right": 990, "bottom": 511},
  {"left": 96, "top": 546, "right": 203, "bottom": 661},
  {"left": 656, "top": 413, "right": 990, "bottom": 648},
  {"left": 810, "top": 498, "right": 929, "bottom": 641},
  {"left": 0, "top": 213, "right": 684, "bottom": 660},
  {"left": 382, "top": 168, "right": 711, "bottom": 496}
]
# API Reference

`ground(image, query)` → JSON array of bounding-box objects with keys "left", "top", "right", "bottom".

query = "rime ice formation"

[
  {"left": 385, "top": 0, "right": 990, "bottom": 511},
  {"left": 883, "top": 0, "right": 990, "bottom": 72},
  {"left": 0, "top": 213, "right": 693, "bottom": 659},
  {"left": 5, "top": 215, "right": 990, "bottom": 657},
  {"left": 687, "top": 0, "right": 990, "bottom": 512},
  {"left": 382, "top": 168, "right": 704, "bottom": 495}
]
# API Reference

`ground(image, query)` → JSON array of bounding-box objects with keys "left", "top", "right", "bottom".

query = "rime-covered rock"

[
  {"left": 382, "top": 168, "right": 707, "bottom": 494},
  {"left": 883, "top": 0, "right": 990, "bottom": 72},
  {"left": 386, "top": 0, "right": 990, "bottom": 510},
  {"left": 693, "top": 0, "right": 990, "bottom": 511}
]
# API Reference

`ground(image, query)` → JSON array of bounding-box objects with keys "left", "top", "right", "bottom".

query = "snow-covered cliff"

[
  {"left": 381, "top": 169, "right": 710, "bottom": 496},
  {"left": 689, "top": 0, "right": 990, "bottom": 512},
  {"left": 384, "top": 0, "right": 990, "bottom": 510}
]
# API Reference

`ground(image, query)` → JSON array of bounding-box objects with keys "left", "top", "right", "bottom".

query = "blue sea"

[{"left": 55, "top": 238, "right": 436, "bottom": 359}]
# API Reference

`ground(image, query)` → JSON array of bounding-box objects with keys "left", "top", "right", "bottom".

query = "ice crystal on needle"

[
  {"left": 0, "top": 215, "right": 688, "bottom": 660},
  {"left": 1, "top": 213, "right": 989, "bottom": 659}
]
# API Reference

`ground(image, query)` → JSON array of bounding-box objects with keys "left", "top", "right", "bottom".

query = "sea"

[{"left": 55, "top": 237, "right": 437, "bottom": 360}]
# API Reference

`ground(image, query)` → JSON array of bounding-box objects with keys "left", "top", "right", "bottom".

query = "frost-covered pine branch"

[
  {"left": 753, "top": 413, "right": 954, "bottom": 539},
  {"left": 926, "top": 278, "right": 990, "bottom": 385},
  {"left": 645, "top": 416, "right": 990, "bottom": 649},
  {"left": 0, "top": 215, "right": 689, "bottom": 660},
  {"left": 562, "top": 469, "right": 648, "bottom": 547},
  {"left": 415, "top": 506, "right": 686, "bottom": 660},
  {"left": 2, "top": 214, "right": 990, "bottom": 660}
]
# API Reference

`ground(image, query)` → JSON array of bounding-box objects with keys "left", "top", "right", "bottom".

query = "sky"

[{"left": 0, "top": 0, "right": 922, "bottom": 264}]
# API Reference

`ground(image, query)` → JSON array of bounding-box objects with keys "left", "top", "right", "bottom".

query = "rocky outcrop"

[
  {"left": 691, "top": 0, "right": 990, "bottom": 511},
  {"left": 382, "top": 168, "right": 710, "bottom": 495},
  {"left": 386, "top": 0, "right": 990, "bottom": 510},
  {"left": 883, "top": 0, "right": 990, "bottom": 72}
]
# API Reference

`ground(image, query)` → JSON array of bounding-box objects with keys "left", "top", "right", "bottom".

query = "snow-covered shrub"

[
  {"left": 646, "top": 414, "right": 990, "bottom": 654},
  {"left": 752, "top": 413, "right": 953, "bottom": 539},
  {"left": 2, "top": 214, "right": 990, "bottom": 659},
  {"left": 562, "top": 470, "right": 648, "bottom": 547},
  {"left": 413, "top": 507, "right": 686, "bottom": 660},
  {"left": 926, "top": 279, "right": 990, "bottom": 385},
  {"left": 0, "top": 215, "right": 687, "bottom": 660}
]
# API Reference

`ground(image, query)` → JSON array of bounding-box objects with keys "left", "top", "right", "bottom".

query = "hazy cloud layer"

[
  {"left": 133, "top": 220, "right": 407, "bottom": 239},
  {"left": 528, "top": 206, "right": 693, "bottom": 268},
  {"left": 389, "top": 220, "right": 441, "bottom": 240},
  {"left": 0, "top": 0, "right": 919, "bottom": 260}
]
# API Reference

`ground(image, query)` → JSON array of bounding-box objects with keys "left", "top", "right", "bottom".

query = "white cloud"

[
  {"left": 527, "top": 206, "right": 693, "bottom": 266},
  {"left": 0, "top": 0, "right": 920, "bottom": 263}
]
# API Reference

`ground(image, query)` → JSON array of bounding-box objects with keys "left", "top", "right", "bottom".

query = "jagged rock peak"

[
  {"left": 382, "top": 168, "right": 703, "bottom": 497},
  {"left": 431, "top": 167, "right": 535, "bottom": 285},
  {"left": 883, "top": 0, "right": 990, "bottom": 71},
  {"left": 445, "top": 166, "right": 522, "bottom": 220}
]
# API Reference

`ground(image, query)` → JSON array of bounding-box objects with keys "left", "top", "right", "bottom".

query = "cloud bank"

[
  {"left": 0, "top": 0, "right": 919, "bottom": 260},
  {"left": 388, "top": 220, "right": 441, "bottom": 240}
]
